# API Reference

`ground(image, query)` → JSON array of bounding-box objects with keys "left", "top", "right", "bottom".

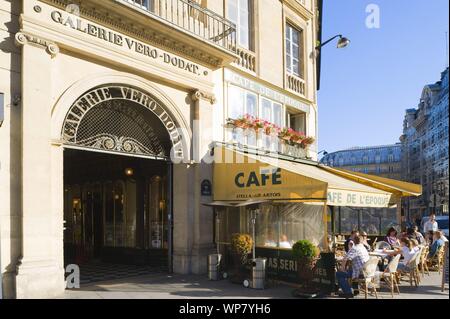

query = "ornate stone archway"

[{"left": 61, "top": 85, "right": 185, "bottom": 160}]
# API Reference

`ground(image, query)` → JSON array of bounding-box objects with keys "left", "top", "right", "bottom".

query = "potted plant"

[
  {"left": 230, "top": 233, "right": 253, "bottom": 283},
  {"left": 292, "top": 239, "right": 321, "bottom": 297}
]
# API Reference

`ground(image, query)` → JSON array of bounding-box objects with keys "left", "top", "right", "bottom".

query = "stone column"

[
  {"left": 14, "top": 32, "right": 65, "bottom": 298},
  {"left": 190, "top": 90, "right": 215, "bottom": 274}
]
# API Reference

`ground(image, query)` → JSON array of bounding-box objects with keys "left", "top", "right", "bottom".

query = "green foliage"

[
  {"left": 231, "top": 233, "right": 253, "bottom": 264},
  {"left": 292, "top": 240, "right": 320, "bottom": 260}
]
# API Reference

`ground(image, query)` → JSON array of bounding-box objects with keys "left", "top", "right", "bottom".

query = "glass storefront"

[
  {"left": 331, "top": 206, "right": 399, "bottom": 236},
  {"left": 215, "top": 202, "right": 325, "bottom": 250}
]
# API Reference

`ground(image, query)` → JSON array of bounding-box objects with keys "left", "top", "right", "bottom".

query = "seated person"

[
  {"left": 428, "top": 231, "right": 445, "bottom": 258},
  {"left": 278, "top": 234, "right": 292, "bottom": 249},
  {"left": 344, "top": 230, "right": 359, "bottom": 252},
  {"left": 360, "top": 231, "right": 371, "bottom": 252},
  {"left": 387, "top": 237, "right": 416, "bottom": 271},
  {"left": 385, "top": 227, "right": 400, "bottom": 248},
  {"left": 263, "top": 231, "right": 277, "bottom": 247},
  {"left": 407, "top": 226, "right": 426, "bottom": 245},
  {"left": 336, "top": 235, "right": 369, "bottom": 298}
]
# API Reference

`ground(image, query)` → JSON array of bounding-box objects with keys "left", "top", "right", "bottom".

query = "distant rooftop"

[{"left": 329, "top": 143, "right": 402, "bottom": 154}]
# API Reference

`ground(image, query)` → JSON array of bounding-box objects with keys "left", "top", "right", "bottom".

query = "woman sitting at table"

[
  {"left": 385, "top": 227, "right": 400, "bottom": 248},
  {"left": 360, "top": 231, "right": 372, "bottom": 252},
  {"left": 386, "top": 237, "right": 416, "bottom": 271}
]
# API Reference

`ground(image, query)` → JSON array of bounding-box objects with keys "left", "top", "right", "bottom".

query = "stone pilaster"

[
  {"left": 14, "top": 32, "right": 65, "bottom": 298},
  {"left": 190, "top": 90, "right": 215, "bottom": 275}
]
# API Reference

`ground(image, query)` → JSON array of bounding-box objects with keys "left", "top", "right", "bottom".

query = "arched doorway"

[{"left": 61, "top": 85, "right": 181, "bottom": 279}]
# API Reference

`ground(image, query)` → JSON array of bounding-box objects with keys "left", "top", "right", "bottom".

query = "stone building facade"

[
  {"left": 400, "top": 68, "right": 449, "bottom": 220},
  {"left": 319, "top": 144, "right": 403, "bottom": 180},
  {"left": 0, "top": 0, "right": 322, "bottom": 298}
]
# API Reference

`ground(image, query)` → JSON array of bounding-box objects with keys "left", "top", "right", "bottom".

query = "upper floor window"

[
  {"left": 261, "top": 98, "right": 283, "bottom": 127},
  {"left": 286, "top": 110, "right": 306, "bottom": 134},
  {"left": 285, "top": 23, "right": 304, "bottom": 78},
  {"left": 128, "top": 0, "right": 154, "bottom": 11},
  {"left": 227, "top": 0, "right": 253, "bottom": 50}
]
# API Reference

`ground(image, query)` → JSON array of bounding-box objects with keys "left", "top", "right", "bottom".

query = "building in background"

[
  {"left": 400, "top": 68, "right": 449, "bottom": 221},
  {"left": 319, "top": 143, "right": 403, "bottom": 180}
]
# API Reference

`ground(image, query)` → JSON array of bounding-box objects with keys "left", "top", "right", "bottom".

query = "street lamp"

[{"left": 316, "top": 34, "right": 351, "bottom": 50}]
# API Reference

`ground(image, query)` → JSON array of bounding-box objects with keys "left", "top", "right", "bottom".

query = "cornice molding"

[
  {"left": 15, "top": 31, "right": 60, "bottom": 57},
  {"left": 281, "top": 0, "right": 314, "bottom": 20},
  {"left": 39, "top": 0, "right": 223, "bottom": 67}
]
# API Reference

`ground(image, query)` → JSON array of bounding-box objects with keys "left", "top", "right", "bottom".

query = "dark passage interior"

[{"left": 63, "top": 149, "right": 170, "bottom": 269}]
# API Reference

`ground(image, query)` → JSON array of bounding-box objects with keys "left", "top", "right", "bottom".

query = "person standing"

[{"left": 423, "top": 214, "right": 438, "bottom": 243}]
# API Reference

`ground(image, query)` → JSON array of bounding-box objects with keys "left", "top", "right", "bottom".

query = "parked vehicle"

[{"left": 420, "top": 215, "right": 449, "bottom": 237}]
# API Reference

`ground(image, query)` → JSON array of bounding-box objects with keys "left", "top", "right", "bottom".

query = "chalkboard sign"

[{"left": 442, "top": 242, "right": 448, "bottom": 292}]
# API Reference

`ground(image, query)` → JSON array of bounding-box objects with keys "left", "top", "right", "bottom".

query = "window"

[
  {"left": 227, "top": 0, "right": 253, "bottom": 50},
  {"left": 285, "top": 23, "right": 303, "bottom": 78},
  {"left": 228, "top": 85, "right": 257, "bottom": 119},
  {"left": 128, "top": 0, "right": 154, "bottom": 11},
  {"left": 388, "top": 154, "right": 394, "bottom": 162},
  {"left": 286, "top": 110, "right": 306, "bottom": 133},
  {"left": 260, "top": 98, "right": 282, "bottom": 127}
]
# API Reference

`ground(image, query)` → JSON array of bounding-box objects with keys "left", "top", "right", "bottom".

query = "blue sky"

[{"left": 318, "top": 0, "right": 449, "bottom": 153}]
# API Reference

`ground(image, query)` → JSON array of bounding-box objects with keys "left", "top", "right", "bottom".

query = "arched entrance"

[{"left": 61, "top": 84, "right": 182, "bottom": 280}]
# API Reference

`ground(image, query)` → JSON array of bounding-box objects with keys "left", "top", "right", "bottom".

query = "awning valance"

[
  {"left": 320, "top": 166, "right": 422, "bottom": 197},
  {"left": 213, "top": 147, "right": 394, "bottom": 208}
]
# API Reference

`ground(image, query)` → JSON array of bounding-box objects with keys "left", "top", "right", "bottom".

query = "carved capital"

[
  {"left": 15, "top": 32, "right": 60, "bottom": 58},
  {"left": 191, "top": 90, "right": 216, "bottom": 105}
]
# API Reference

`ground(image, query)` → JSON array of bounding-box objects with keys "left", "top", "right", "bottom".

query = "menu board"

[{"left": 442, "top": 242, "right": 448, "bottom": 292}]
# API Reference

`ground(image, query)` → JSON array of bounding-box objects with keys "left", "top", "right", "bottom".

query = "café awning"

[
  {"left": 213, "top": 147, "right": 394, "bottom": 208},
  {"left": 319, "top": 166, "right": 422, "bottom": 197}
]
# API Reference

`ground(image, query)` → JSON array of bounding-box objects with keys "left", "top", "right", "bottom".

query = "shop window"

[
  {"left": 215, "top": 203, "right": 325, "bottom": 250},
  {"left": 285, "top": 23, "right": 304, "bottom": 78},
  {"left": 339, "top": 207, "right": 359, "bottom": 234},
  {"left": 227, "top": 0, "right": 253, "bottom": 50},
  {"left": 360, "top": 209, "right": 380, "bottom": 235}
]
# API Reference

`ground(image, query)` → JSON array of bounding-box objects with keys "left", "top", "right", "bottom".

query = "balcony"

[
  {"left": 90, "top": 0, "right": 238, "bottom": 67},
  {"left": 234, "top": 47, "right": 257, "bottom": 73},
  {"left": 286, "top": 73, "right": 306, "bottom": 97}
]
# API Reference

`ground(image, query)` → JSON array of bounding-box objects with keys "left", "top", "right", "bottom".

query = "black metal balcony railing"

[{"left": 122, "top": 0, "right": 236, "bottom": 53}]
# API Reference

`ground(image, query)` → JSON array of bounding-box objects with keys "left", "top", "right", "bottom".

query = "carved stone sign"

[
  {"left": 62, "top": 85, "right": 185, "bottom": 159},
  {"left": 48, "top": 9, "right": 208, "bottom": 77}
]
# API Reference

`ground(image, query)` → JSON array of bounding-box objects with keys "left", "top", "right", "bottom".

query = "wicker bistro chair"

[
  {"left": 375, "top": 241, "right": 391, "bottom": 250},
  {"left": 419, "top": 245, "right": 430, "bottom": 277},
  {"left": 398, "top": 250, "right": 422, "bottom": 287},
  {"left": 352, "top": 257, "right": 380, "bottom": 299},
  {"left": 427, "top": 245, "right": 445, "bottom": 273},
  {"left": 377, "top": 254, "right": 401, "bottom": 298}
]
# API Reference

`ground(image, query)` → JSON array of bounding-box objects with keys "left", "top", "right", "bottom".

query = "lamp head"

[{"left": 337, "top": 36, "right": 351, "bottom": 49}]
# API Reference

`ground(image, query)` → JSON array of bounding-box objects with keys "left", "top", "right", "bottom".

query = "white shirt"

[
  {"left": 279, "top": 241, "right": 292, "bottom": 249},
  {"left": 400, "top": 246, "right": 416, "bottom": 265},
  {"left": 423, "top": 220, "right": 438, "bottom": 232}
]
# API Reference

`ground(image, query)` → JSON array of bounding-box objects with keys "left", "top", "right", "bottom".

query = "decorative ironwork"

[{"left": 62, "top": 85, "right": 184, "bottom": 159}]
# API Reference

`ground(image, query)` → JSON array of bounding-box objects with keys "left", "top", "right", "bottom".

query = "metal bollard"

[
  {"left": 251, "top": 258, "right": 267, "bottom": 289},
  {"left": 208, "top": 254, "right": 222, "bottom": 281}
]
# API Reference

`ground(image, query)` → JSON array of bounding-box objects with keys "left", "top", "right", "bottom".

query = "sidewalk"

[{"left": 61, "top": 270, "right": 448, "bottom": 299}]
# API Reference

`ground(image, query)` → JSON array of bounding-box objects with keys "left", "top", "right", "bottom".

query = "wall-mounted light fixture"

[{"left": 125, "top": 168, "right": 134, "bottom": 176}]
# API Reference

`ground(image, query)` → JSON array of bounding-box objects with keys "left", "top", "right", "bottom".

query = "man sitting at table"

[
  {"left": 428, "top": 231, "right": 445, "bottom": 259},
  {"left": 344, "top": 230, "right": 359, "bottom": 252},
  {"left": 336, "top": 235, "right": 369, "bottom": 298}
]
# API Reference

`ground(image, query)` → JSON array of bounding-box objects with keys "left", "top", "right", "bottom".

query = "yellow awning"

[
  {"left": 320, "top": 166, "right": 422, "bottom": 197},
  {"left": 213, "top": 147, "right": 393, "bottom": 208}
]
